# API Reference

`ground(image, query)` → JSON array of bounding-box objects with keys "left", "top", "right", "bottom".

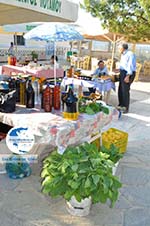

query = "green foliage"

[
  {"left": 78, "top": 97, "right": 109, "bottom": 115},
  {"left": 31, "top": 51, "right": 38, "bottom": 60},
  {"left": 41, "top": 142, "right": 122, "bottom": 207},
  {"left": 81, "top": 0, "right": 150, "bottom": 42},
  {"left": 100, "top": 144, "right": 123, "bottom": 164}
]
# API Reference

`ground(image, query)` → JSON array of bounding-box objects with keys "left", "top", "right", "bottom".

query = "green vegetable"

[
  {"left": 78, "top": 98, "right": 109, "bottom": 115},
  {"left": 41, "top": 142, "right": 122, "bottom": 207}
]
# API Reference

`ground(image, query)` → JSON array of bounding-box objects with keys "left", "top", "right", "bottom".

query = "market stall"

[
  {"left": 0, "top": 105, "right": 118, "bottom": 151},
  {"left": 61, "top": 76, "right": 115, "bottom": 94}
]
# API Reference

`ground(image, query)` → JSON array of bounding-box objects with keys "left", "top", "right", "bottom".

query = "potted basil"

[
  {"left": 100, "top": 144, "right": 123, "bottom": 175},
  {"left": 100, "top": 144, "right": 123, "bottom": 164},
  {"left": 41, "top": 142, "right": 122, "bottom": 216}
]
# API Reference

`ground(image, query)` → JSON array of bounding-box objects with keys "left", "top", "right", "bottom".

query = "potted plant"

[
  {"left": 100, "top": 144, "right": 123, "bottom": 164},
  {"left": 31, "top": 51, "right": 38, "bottom": 62},
  {"left": 41, "top": 142, "right": 122, "bottom": 216},
  {"left": 100, "top": 144, "right": 123, "bottom": 175}
]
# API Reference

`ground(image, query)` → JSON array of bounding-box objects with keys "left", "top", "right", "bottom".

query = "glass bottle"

[
  {"left": 43, "top": 83, "right": 53, "bottom": 112},
  {"left": 63, "top": 85, "right": 78, "bottom": 120},
  {"left": 26, "top": 80, "right": 35, "bottom": 108},
  {"left": 53, "top": 84, "right": 60, "bottom": 110},
  {"left": 20, "top": 79, "right": 26, "bottom": 105}
]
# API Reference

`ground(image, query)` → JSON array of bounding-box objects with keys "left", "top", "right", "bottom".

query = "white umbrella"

[{"left": 24, "top": 22, "right": 83, "bottom": 84}]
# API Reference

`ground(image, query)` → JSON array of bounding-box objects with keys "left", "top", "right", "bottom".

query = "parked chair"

[
  {"left": 81, "top": 56, "right": 91, "bottom": 70},
  {"left": 143, "top": 61, "right": 150, "bottom": 77},
  {"left": 135, "top": 63, "right": 142, "bottom": 81}
]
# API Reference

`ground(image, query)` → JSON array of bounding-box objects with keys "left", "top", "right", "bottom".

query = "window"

[
  {"left": 14, "top": 34, "right": 25, "bottom": 46},
  {"left": 92, "top": 41, "right": 109, "bottom": 51}
]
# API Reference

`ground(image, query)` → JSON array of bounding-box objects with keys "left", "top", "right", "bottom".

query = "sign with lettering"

[{"left": 15, "top": 0, "right": 62, "bottom": 13}]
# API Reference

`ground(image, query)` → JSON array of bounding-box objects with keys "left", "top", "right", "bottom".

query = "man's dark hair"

[
  {"left": 122, "top": 43, "right": 128, "bottom": 50},
  {"left": 98, "top": 60, "right": 104, "bottom": 65}
]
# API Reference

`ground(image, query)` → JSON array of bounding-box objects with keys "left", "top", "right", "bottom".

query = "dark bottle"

[
  {"left": 26, "top": 80, "right": 35, "bottom": 108},
  {"left": 15, "top": 78, "right": 21, "bottom": 102},
  {"left": 8, "top": 78, "right": 16, "bottom": 90},
  {"left": 65, "top": 86, "right": 78, "bottom": 113}
]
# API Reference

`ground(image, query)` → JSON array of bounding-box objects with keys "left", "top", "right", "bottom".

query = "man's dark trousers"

[{"left": 118, "top": 69, "right": 135, "bottom": 110}]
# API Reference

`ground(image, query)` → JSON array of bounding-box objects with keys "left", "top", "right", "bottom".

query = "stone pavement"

[{"left": 0, "top": 81, "right": 150, "bottom": 226}]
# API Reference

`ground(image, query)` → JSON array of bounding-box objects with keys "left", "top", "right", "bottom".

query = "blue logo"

[{"left": 6, "top": 127, "right": 35, "bottom": 155}]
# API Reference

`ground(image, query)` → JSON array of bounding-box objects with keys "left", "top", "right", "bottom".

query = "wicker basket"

[{"left": 102, "top": 128, "right": 128, "bottom": 153}]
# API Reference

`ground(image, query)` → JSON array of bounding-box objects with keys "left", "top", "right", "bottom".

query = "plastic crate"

[{"left": 102, "top": 128, "right": 128, "bottom": 153}]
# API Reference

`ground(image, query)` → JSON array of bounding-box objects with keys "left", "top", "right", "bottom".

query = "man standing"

[
  {"left": 8, "top": 42, "right": 15, "bottom": 56},
  {"left": 117, "top": 43, "right": 136, "bottom": 113}
]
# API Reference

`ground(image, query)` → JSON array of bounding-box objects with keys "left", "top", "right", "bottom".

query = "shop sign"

[
  {"left": 26, "top": 25, "right": 37, "bottom": 31},
  {"left": 15, "top": 0, "right": 62, "bottom": 13}
]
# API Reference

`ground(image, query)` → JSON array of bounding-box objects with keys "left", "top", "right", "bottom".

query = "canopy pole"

[
  {"left": 110, "top": 34, "right": 116, "bottom": 72},
  {"left": 54, "top": 42, "right": 57, "bottom": 85},
  {"left": 14, "top": 32, "right": 17, "bottom": 55},
  {"left": 110, "top": 35, "right": 125, "bottom": 72}
]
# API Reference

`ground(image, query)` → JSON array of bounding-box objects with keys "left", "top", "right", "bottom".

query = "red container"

[
  {"left": 8, "top": 56, "right": 16, "bottom": 66},
  {"left": 12, "top": 57, "right": 17, "bottom": 66},
  {"left": 53, "top": 84, "right": 60, "bottom": 110},
  {"left": 43, "top": 85, "right": 53, "bottom": 112}
]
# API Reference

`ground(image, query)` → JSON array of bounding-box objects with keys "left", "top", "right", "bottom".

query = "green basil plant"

[{"left": 41, "top": 142, "right": 122, "bottom": 207}]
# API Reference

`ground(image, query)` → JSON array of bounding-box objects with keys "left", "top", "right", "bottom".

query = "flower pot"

[
  {"left": 66, "top": 196, "right": 92, "bottom": 217},
  {"left": 112, "top": 162, "right": 119, "bottom": 175}
]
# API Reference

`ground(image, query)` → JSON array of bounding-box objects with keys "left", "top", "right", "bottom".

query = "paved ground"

[{"left": 0, "top": 81, "right": 150, "bottom": 226}]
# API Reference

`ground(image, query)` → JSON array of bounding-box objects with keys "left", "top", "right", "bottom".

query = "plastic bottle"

[
  {"left": 53, "top": 84, "right": 60, "bottom": 110},
  {"left": 20, "top": 79, "right": 26, "bottom": 105},
  {"left": 32, "top": 78, "right": 40, "bottom": 106},
  {"left": 26, "top": 80, "right": 35, "bottom": 108},
  {"left": 43, "top": 84, "right": 53, "bottom": 112}
]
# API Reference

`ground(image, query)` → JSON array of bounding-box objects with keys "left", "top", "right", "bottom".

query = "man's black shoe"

[
  {"left": 122, "top": 109, "right": 129, "bottom": 114},
  {"left": 122, "top": 107, "right": 129, "bottom": 114}
]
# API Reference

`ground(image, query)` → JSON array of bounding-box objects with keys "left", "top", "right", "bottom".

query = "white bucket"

[
  {"left": 112, "top": 162, "right": 119, "bottom": 175},
  {"left": 66, "top": 196, "right": 92, "bottom": 217}
]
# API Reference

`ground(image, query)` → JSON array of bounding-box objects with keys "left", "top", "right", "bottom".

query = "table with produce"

[
  {"left": 1, "top": 64, "right": 64, "bottom": 79},
  {"left": 0, "top": 73, "right": 119, "bottom": 151},
  {"left": 61, "top": 75, "right": 115, "bottom": 93},
  {"left": 0, "top": 102, "right": 118, "bottom": 150}
]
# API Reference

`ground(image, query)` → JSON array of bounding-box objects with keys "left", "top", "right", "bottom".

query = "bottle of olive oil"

[{"left": 26, "top": 80, "right": 35, "bottom": 108}]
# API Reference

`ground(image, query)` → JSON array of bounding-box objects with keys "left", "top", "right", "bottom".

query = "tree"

[{"left": 81, "top": 0, "right": 150, "bottom": 42}]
